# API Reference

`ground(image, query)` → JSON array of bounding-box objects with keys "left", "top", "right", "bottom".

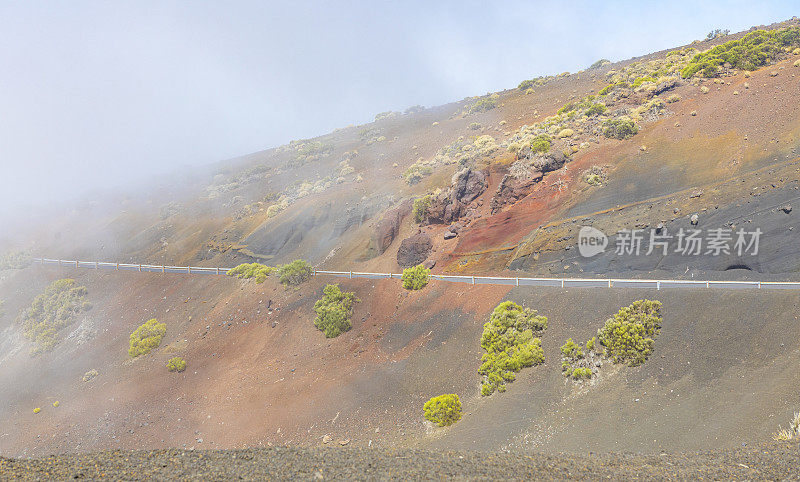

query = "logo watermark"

[{"left": 577, "top": 227, "right": 762, "bottom": 258}]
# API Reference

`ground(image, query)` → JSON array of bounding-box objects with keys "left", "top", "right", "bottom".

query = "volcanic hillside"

[{"left": 1, "top": 19, "right": 800, "bottom": 458}]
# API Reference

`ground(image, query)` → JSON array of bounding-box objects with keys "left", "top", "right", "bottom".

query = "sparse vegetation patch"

[
  {"left": 128, "top": 318, "right": 166, "bottom": 358},
  {"left": 560, "top": 337, "right": 602, "bottom": 381},
  {"left": 479, "top": 301, "right": 547, "bottom": 396},
  {"left": 18, "top": 279, "right": 92, "bottom": 355},
  {"left": 682, "top": 27, "right": 800, "bottom": 78},
  {"left": 0, "top": 250, "right": 31, "bottom": 269},
  {"left": 313, "top": 284, "right": 359, "bottom": 338},
  {"left": 602, "top": 118, "right": 638, "bottom": 139},
  {"left": 412, "top": 195, "right": 431, "bottom": 224},
  {"left": 423, "top": 394, "right": 462, "bottom": 426}
]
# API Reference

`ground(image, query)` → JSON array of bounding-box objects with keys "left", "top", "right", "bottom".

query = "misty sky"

[{"left": 0, "top": 1, "right": 797, "bottom": 218}]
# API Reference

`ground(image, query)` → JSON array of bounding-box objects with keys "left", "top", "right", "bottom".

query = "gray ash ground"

[{"left": 1, "top": 443, "right": 799, "bottom": 480}]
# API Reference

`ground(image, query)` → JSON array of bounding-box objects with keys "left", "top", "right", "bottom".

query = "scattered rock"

[
  {"left": 781, "top": 204, "right": 792, "bottom": 214},
  {"left": 423, "top": 259, "right": 436, "bottom": 270},
  {"left": 443, "top": 231, "right": 457, "bottom": 240},
  {"left": 338, "top": 439, "right": 350, "bottom": 446},
  {"left": 322, "top": 434, "right": 332, "bottom": 444},
  {"left": 690, "top": 214, "right": 699, "bottom": 225},
  {"left": 426, "top": 168, "right": 488, "bottom": 224}
]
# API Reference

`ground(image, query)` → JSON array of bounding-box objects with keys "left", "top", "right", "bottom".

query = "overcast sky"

[{"left": 0, "top": 1, "right": 797, "bottom": 219}]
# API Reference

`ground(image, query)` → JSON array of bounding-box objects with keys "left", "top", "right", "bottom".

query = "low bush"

[
  {"left": 468, "top": 96, "right": 497, "bottom": 113},
  {"left": 53, "top": 401, "right": 60, "bottom": 407},
  {"left": 277, "top": 260, "right": 312, "bottom": 287},
  {"left": 167, "top": 356, "right": 187, "bottom": 372},
  {"left": 597, "top": 299, "right": 662, "bottom": 366},
  {"left": 128, "top": 318, "right": 166, "bottom": 358},
  {"left": 403, "top": 162, "right": 434, "bottom": 185},
  {"left": 313, "top": 284, "right": 359, "bottom": 338},
  {"left": 561, "top": 336, "right": 601, "bottom": 381},
  {"left": 401, "top": 264, "right": 430, "bottom": 290},
  {"left": 423, "top": 394, "right": 462, "bottom": 426},
  {"left": 529, "top": 134, "right": 552, "bottom": 154},
  {"left": 589, "top": 58, "right": 611, "bottom": 69},
  {"left": 571, "top": 367, "right": 593, "bottom": 379},
  {"left": 412, "top": 195, "right": 431, "bottom": 224},
  {"left": 667, "top": 94, "right": 681, "bottom": 103},
  {"left": 227, "top": 263, "right": 275, "bottom": 283},
  {"left": 479, "top": 301, "right": 547, "bottom": 396},
  {"left": 468, "top": 122, "right": 481, "bottom": 130},
  {"left": 18, "top": 279, "right": 92, "bottom": 355},
  {"left": 632, "top": 76, "right": 655, "bottom": 88},
  {"left": 82, "top": 369, "right": 99, "bottom": 382},
  {"left": 602, "top": 118, "right": 638, "bottom": 139},
  {"left": 33, "top": 407, "right": 41, "bottom": 414},
  {"left": 772, "top": 411, "right": 800, "bottom": 441},
  {"left": 584, "top": 103, "right": 607, "bottom": 116}
]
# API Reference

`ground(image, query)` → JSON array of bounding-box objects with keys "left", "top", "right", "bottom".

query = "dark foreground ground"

[{"left": 1, "top": 444, "right": 799, "bottom": 481}]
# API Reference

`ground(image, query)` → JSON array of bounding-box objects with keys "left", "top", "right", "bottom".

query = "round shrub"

[
  {"left": 277, "top": 260, "right": 312, "bottom": 287},
  {"left": 82, "top": 369, "right": 99, "bottom": 382},
  {"left": 412, "top": 196, "right": 431, "bottom": 224},
  {"left": 167, "top": 356, "right": 187, "bottom": 372},
  {"left": 529, "top": 134, "right": 551, "bottom": 154},
  {"left": 33, "top": 407, "right": 41, "bottom": 414},
  {"left": 423, "top": 394, "right": 462, "bottom": 427},
  {"left": 602, "top": 118, "right": 638, "bottom": 140},
  {"left": 313, "top": 284, "right": 359, "bottom": 338},
  {"left": 401, "top": 264, "right": 430, "bottom": 290},
  {"left": 128, "top": 318, "right": 166, "bottom": 358}
]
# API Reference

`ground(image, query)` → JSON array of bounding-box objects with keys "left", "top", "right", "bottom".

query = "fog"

[{"left": 0, "top": 0, "right": 796, "bottom": 223}]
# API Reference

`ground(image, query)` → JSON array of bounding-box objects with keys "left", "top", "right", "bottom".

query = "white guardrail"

[{"left": 31, "top": 258, "right": 800, "bottom": 291}]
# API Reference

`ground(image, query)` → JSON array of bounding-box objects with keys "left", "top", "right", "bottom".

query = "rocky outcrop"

[
  {"left": 397, "top": 233, "right": 433, "bottom": 267},
  {"left": 490, "top": 151, "right": 567, "bottom": 213},
  {"left": 426, "top": 168, "right": 488, "bottom": 225},
  {"left": 371, "top": 199, "right": 413, "bottom": 255},
  {"left": 491, "top": 172, "right": 544, "bottom": 213}
]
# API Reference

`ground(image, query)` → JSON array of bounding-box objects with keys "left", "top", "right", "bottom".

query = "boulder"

[
  {"left": 371, "top": 199, "right": 413, "bottom": 255},
  {"left": 397, "top": 233, "right": 433, "bottom": 267},
  {"left": 443, "top": 231, "right": 457, "bottom": 240},
  {"left": 531, "top": 151, "right": 567, "bottom": 173}
]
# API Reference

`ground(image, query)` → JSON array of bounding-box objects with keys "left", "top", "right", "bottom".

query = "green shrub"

[
  {"left": 632, "top": 76, "right": 655, "bottom": 88},
  {"left": 597, "top": 299, "right": 662, "bottom": 366},
  {"left": 602, "top": 118, "right": 638, "bottom": 139},
  {"left": 557, "top": 102, "right": 576, "bottom": 115},
  {"left": 468, "top": 122, "right": 481, "bottom": 130},
  {"left": 412, "top": 195, "right": 432, "bottom": 224},
  {"left": 584, "top": 103, "right": 607, "bottom": 116},
  {"left": 560, "top": 338, "right": 584, "bottom": 360},
  {"left": 529, "top": 134, "right": 552, "bottom": 154},
  {"left": 682, "top": 27, "right": 800, "bottom": 78},
  {"left": 167, "top": 356, "right": 187, "bottom": 372},
  {"left": 518, "top": 79, "right": 536, "bottom": 90},
  {"left": 313, "top": 284, "right": 359, "bottom": 338},
  {"left": 277, "top": 260, "right": 312, "bottom": 287},
  {"left": 599, "top": 82, "right": 627, "bottom": 95},
  {"left": 227, "top": 263, "right": 275, "bottom": 283},
  {"left": 479, "top": 301, "right": 547, "bottom": 396},
  {"left": 589, "top": 58, "right": 611, "bottom": 69},
  {"left": 128, "top": 318, "right": 166, "bottom": 358},
  {"left": 468, "top": 96, "right": 497, "bottom": 114},
  {"left": 401, "top": 264, "right": 430, "bottom": 290},
  {"left": 18, "top": 279, "right": 92, "bottom": 355},
  {"left": 82, "top": 369, "right": 99, "bottom": 382},
  {"left": 423, "top": 394, "right": 462, "bottom": 426},
  {"left": 571, "top": 367, "right": 593, "bottom": 379}
]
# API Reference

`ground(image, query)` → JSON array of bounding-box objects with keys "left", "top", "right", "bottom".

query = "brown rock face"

[
  {"left": 490, "top": 172, "right": 544, "bottom": 213},
  {"left": 372, "top": 199, "right": 413, "bottom": 255},
  {"left": 426, "top": 168, "right": 488, "bottom": 225},
  {"left": 396, "top": 233, "right": 433, "bottom": 267}
]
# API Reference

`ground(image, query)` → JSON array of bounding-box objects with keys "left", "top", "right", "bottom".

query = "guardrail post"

[
  {"left": 217, "top": 267, "right": 220, "bottom": 275},
  {"left": 162, "top": 265, "right": 165, "bottom": 274},
  {"left": 95, "top": 262, "right": 98, "bottom": 270},
  {"left": 516, "top": 277, "right": 519, "bottom": 287},
  {"left": 115, "top": 262, "right": 119, "bottom": 270},
  {"left": 656, "top": 281, "right": 660, "bottom": 291},
  {"left": 58, "top": 259, "right": 61, "bottom": 267},
  {"left": 706, "top": 281, "right": 709, "bottom": 288},
  {"left": 758, "top": 281, "right": 762, "bottom": 289},
  {"left": 561, "top": 279, "right": 564, "bottom": 288},
  {"left": 608, "top": 279, "right": 612, "bottom": 288},
  {"left": 75, "top": 260, "right": 79, "bottom": 268},
  {"left": 187, "top": 266, "right": 191, "bottom": 274},
  {"left": 349, "top": 271, "right": 352, "bottom": 279},
  {"left": 471, "top": 276, "right": 475, "bottom": 285}
]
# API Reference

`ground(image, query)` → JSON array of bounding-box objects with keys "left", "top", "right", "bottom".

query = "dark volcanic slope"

[{"left": 2, "top": 444, "right": 799, "bottom": 481}]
